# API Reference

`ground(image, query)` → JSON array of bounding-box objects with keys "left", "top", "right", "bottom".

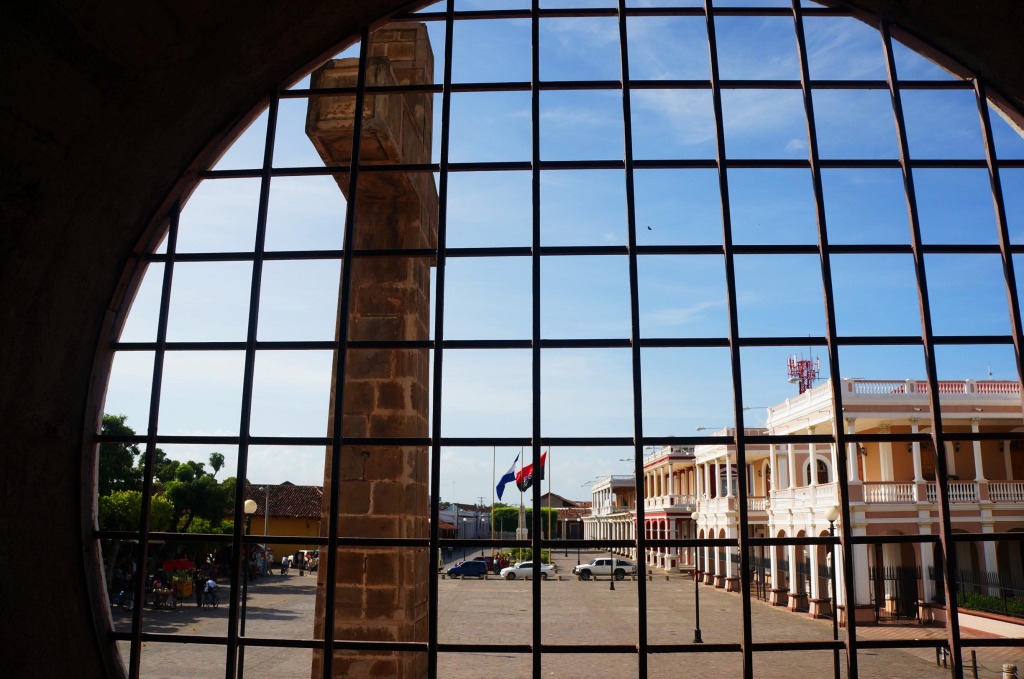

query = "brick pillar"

[{"left": 305, "top": 23, "right": 437, "bottom": 679}]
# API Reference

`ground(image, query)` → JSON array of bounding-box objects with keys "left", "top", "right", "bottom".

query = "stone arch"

[
  {"left": 803, "top": 457, "right": 831, "bottom": 485},
  {"left": 6, "top": 4, "right": 1024, "bottom": 677}
]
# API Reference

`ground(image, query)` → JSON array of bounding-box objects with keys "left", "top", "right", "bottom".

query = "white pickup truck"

[{"left": 572, "top": 558, "right": 637, "bottom": 581}]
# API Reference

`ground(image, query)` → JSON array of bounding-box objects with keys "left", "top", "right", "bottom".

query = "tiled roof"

[
  {"left": 244, "top": 483, "right": 322, "bottom": 519},
  {"left": 558, "top": 507, "right": 592, "bottom": 520}
]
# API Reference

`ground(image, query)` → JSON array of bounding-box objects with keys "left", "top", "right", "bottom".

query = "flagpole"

[
  {"left": 519, "top": 447, "right": 525, "bottom": 545},
  {"left": 547, "top": 448, "right": 552, "bottom": 544},
  {"left": 491, "top": 446, "right": 496, "bottom": 545}
]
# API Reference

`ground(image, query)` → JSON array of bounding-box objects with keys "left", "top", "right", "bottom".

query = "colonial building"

[{"left": 586, "top": 378, "right": 1024, "bottom": 624}]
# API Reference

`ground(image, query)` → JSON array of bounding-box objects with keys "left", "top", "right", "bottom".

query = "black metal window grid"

[{"left": 90, "top": 2, "right": 1024, "bottom": 678}]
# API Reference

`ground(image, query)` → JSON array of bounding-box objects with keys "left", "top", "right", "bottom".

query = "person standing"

[
  {"left": 299, "top": 553, "right": 306, "bottom": 577},
  {"left": 192, "top": 570, "right": 203, "bottom": 607}
]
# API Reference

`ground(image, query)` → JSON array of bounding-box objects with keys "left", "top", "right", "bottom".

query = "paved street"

[{"left": 114, "top": 552, "right": 1024, "bottom": 678}]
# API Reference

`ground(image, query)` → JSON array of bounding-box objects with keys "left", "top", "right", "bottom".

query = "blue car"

[{"left": 446, "top": 560, "right": 488, "bottom": 579}]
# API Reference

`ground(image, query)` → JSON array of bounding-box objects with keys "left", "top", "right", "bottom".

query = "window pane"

[
  {"left": 541, "top": 170, "right": 627, "bottom": 246},
  {"left": 722, "top": 90, "right": 808, "bottom": 159},
  {"left": 728, "top": 168, "right": 817, "bottom": 244}
]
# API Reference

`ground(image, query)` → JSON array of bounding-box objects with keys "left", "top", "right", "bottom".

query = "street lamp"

[
  {"left": 609, "top": 539, "right": 616, "bottom": 591},
  {"left": 691, "top": 511, "right": 703, "bottom": 644},
  {"left": 238, "top": 498, "right": 258, "bottom": 678},
  {"left": 825, "top": 505, "right": 841, "bottom": 679},
  {"left": 576, "top": 518, "right": 583, "bottom": 566}
]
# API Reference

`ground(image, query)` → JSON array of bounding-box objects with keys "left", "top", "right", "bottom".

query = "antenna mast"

[{"left": 787, "top": 354, "right": 820, "bottom": 394}]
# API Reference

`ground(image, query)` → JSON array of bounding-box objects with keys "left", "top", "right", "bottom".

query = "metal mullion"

[
  {"left": 445, "top": 245, "right": 532, "bottom": 258},
  {"left": 447, "top": 160, "right": 532, "bottom": 172},
  {"left": 792, "top": 4, "right": 858, "bottom": 677},
  {"left": 538, "top": 79, "right": 622, "bottom": 91},
  {"left": 617, "top": 2, "right": 649, "bottom": 676},
  {"left": 321, "top": 29, "right": 370, "bottom": 679},
  {"left": 629, "top": 79, "right": 711, "bottom": 90},
  {"left": 428, "top": 2, "right": 456, "bottom": 675},
  {"left": 538, "top": 245, "right": 629, "bottom": 256},
  {"left": 125, "top": 202, "right": 179, "bottom": 679},
  {"left": 880, "top": 22, "right": 964, "bottom": 679},
  {"left": 450, "top": 81, "right": 531, "bottom": 93},
  {"left": 225, "top": 91, "right": 278, "bottom": 679},
  {"left": 719, "top": 79, "right": 802, "bottom": 90},
  {"left": 974, "top": 80, "right": 1024, "bottom": 418},
  {"left": 539, "top": 339, "right": 631, "bottom": 349},
  {"left": 539, "top": 159, "right": 625, "bottom": 170},
  {"left": 632, "top": 159, "right": 718, "bottom": 169},
  {"left": 703, "top": 2, "right": 754, "bottom": 676},
  {"left": 531, "top": 3, "right": 543, "bottom": 676}
]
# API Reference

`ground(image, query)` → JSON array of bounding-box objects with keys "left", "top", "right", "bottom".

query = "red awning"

[{"left": 162, "top": 558, "right": 196, "bottom": 571}]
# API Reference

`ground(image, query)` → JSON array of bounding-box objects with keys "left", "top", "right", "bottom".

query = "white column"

[
  {"left": 879, "top": 424, "right": 894, "bottom": 482},
  {"left": 787, "top": 443, "right": 796, "bottom": 490},
  {"left": 972, "top": 418, "right": 986, "bottom": 481},
  {"left": 982, "top": 522, "right": 999, "bottom": 595},
  {"left": 911, "top": 418, "right": 924, "bottom": 483},
  {"left": 846, "top": 418, "right": 861, "bottom": 483},
  {"left": 852, "top": 529, "right": 871, "bottom": 605},
  {"left": 830, "top": 443, "right": 838, "bottom": 484},
  {"left": 809, "top": 544, "right": 820, "bottom": 599},
  {"left": 714, "top": 459, "right": 721, "bottom": 498},
  {"left": 725, "top": 525, "right": 734, "bottom": 578},
  {"left": 920, "top": 527, "right": 935, "bottom": 603},
  {"left": 946, "top": 442, "right": 958, "bottom": 477},
  {"left": 769, "top": 444, "right": 778, "bottom": 494},
  {"left": 726, "top": 455, "right": 734, "bottom": 498},
  {"left": 809, "top": 440, "right": 818, "bottom": 488},
  {"left": 770, "top": 541, "right": 780, "bottom": 591},
  {"left": 788, "top": 544, "right": 798, "bottom": 597}
]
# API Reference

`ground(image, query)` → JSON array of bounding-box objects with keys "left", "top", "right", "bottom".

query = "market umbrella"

[{"left": 162, "top": 558, "right": 196, "bottom": 571}]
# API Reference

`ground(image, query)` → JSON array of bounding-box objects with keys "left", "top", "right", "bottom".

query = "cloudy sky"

[{"left": 102, "top": 0, "right": 1024, "bottom": 505}]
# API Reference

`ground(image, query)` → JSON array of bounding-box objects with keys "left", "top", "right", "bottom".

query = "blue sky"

[{"left": 103, "top": 1, "right": 1024, "bottom": 505}]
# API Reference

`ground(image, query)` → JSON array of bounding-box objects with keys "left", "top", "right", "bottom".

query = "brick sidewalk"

[{"left": 115, "top": 558, "right": 1023, "bottom": 678}]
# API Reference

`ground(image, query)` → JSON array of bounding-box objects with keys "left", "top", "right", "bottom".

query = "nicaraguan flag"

[{"left": 495, "top": 451, "right": 520, "bottom": 501}]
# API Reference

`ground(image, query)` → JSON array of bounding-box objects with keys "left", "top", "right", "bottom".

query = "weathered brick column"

[{"left": 305, "top": 23, "right": 436, "bottom": 679}]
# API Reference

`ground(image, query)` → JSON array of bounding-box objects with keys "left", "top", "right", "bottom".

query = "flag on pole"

[
  {"left": 515, "top": 451, "right": 547, "bottom": 492},
  {"left": 495, "top": 451, "right": 520, "bottom": 501}
]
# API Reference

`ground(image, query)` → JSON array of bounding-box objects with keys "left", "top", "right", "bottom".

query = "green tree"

[
  {"left": 99, "top": 490, "right": 174, "bottom": 532},
  {"left": 98, "top": 490, "right": 174, "bottom": 585},
  {"left": 208, "top": 452, "right": 225, "bottom": 477},
  {"left": 98, "top": 414, "right": 142, "bottom": 496},
  {"left": 492, "top": 506, "right": 558, "bottom": 535},
  {"left": 163, "top": 454, "right": 236, "bottom": 532}
]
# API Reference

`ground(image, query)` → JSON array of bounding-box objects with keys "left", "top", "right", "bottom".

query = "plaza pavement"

[{"left": 114, "top": 551, "right": 1023, "bottom": 678}]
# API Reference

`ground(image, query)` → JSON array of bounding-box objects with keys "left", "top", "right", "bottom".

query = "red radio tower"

[{"left": 787, "top": 354, "right": 820, "bottom": 394}]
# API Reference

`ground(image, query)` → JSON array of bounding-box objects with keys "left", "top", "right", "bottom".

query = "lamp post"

[
  {"left": 262, "top": 485, "right": 269, "bottom": 575},
  {"left": 576, "top": 518, "right": 582, "bottom": 566},
  {"left": 825, "top": 505, "right": 841, "bottom": 679},
  {"left": 609, "top": 540, "right": 615, "bottom": 591},
  {"left": 691, "top": 511, "right": 703, "bottom": 644},
  {"left": 238, "top": 498, "right": 257, "bottom": 678}
]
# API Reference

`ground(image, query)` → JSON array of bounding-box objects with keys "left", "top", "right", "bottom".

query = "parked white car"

[
  {"left": 572, "top": 558, "right": 636, "bottom": 581},
  {"left": 500, "top": 561, "right": 555, "bottom": 580}
]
